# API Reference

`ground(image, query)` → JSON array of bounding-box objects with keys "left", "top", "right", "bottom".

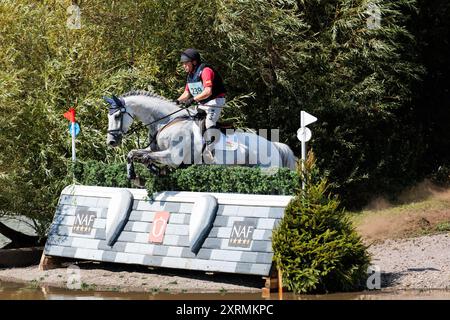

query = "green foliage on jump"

[
  {"left": 272, "top": 154, "right": 371, "bottom": 293},
  {"left": 145, "top": 165, "right": 300, "bottom": 197},
  {"left": 71, "top": 160, "right": 300, "bottom": 196}
]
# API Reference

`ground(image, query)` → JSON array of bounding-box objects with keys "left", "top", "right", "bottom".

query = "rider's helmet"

[{"left": 180, "top": 48, "right": 201, "bottom": 64}]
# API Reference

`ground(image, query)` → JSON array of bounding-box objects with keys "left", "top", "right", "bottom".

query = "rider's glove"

[
  {"left": 183, "top": 97, "right": 195, "bottom": 107},
  {"left": 173, "top": 99, "right": 181, "bottom": 105}
]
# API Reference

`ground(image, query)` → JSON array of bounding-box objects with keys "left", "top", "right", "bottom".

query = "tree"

[
  {"left": 213, "top": 0, "right": 424, "bottom": 207},
  {"left": 409, "top": 0, "right": 450, "bottom": 176},
  {"left": 272, "top": 153, "right": 370, "bottom": 293}
]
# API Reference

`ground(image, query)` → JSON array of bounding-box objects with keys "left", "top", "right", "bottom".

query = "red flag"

[{"left": 63, "top": 107, "right": 76, "bottom": 123}]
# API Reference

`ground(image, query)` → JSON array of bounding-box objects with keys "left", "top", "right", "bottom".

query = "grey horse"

[{"left": 104, "top": 90, "right": 297, "bottom": 179}]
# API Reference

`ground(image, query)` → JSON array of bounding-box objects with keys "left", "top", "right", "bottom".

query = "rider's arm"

[
  {"left": 193, "top": 87, "right": 212, "bottom": 102},
  {"left": 177, "top": 89, "right": 191, "bottom": 102}
]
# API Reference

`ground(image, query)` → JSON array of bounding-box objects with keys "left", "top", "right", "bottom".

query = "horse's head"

[{"left": 104, "top": 95, "right": 134, "bottom": 147}]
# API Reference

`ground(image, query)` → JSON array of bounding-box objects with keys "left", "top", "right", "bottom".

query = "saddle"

[{"left": 193, "top": 110, "right": 238, "bottom": 162}]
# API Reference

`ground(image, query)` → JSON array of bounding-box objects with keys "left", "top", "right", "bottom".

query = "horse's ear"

[
  {"left": 112, "top": 95, "right": 124, "bottom": 108},
  {"left": 103, "top": 96, "right": 115, "bottom": 106}
]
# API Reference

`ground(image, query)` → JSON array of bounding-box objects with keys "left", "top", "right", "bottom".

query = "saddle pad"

[{"left": 214, "top": 133, "right": 239, "bottom": 151}]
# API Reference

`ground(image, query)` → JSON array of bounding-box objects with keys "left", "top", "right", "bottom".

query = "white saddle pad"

[{"left": 214, "top": 133, "right": 239, "bottom": 151}]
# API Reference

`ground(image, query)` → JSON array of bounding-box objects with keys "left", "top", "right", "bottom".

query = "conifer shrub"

[{"left": 272, "top": 154, "right": 371, "bottom": 293}]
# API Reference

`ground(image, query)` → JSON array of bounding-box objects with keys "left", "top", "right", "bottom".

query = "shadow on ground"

[{"left": 64, "top": 260, "right": 265, "bottom": 289}]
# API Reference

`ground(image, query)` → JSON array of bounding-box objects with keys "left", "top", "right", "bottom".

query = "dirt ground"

[
  {"left": 352, "top": 183, "right": 450, "bottom": 290},
  {"left": 0, "top": 261, "right": 264, "bottom": 294},
  {"left": 354, "top": 181, "right": 450, "bottom": 243},
  {"left": 368, "top": 233, "right": 450, "bottom": 290}
]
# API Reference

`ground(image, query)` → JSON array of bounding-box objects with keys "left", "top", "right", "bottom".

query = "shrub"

[
  {"left": 72, "top": 160, "right": 150, "bottom": 188},
  {"left": 72, "top": 160, "right": 300, "bottom": 197},
  {"left": 272, "top": 154, "right": 371, "bottom": 293},
  {"left": 429, "top": 165, "right": 450, "bottom": 188},
  {"left": 145, "top": 165, "right": 300, "bottom": 197}
]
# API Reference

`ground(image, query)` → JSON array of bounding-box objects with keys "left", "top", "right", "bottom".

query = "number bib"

[{"left": 187, "top": 81, "right": 204, "bottom": 97}]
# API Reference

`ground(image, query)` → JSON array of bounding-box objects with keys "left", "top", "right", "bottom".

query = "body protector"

[{"left": 186, "top": 63, "right": 226, "bottom": 104}]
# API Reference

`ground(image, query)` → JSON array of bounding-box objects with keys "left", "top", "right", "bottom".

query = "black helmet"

[{"left": 180, "top": 48, "right": 201, "bottom": 63}]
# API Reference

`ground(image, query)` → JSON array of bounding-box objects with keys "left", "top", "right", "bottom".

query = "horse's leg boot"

[{"left": 126, "top": 161, "right": 136, "bottom": 180}]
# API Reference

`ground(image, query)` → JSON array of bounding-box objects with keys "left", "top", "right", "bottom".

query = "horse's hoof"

[
  {"left": 148, "top": 164, "right": 160, "bottom": 176},
  {"left": 131, "top": 176, "right": 146, "bottom": 188}
]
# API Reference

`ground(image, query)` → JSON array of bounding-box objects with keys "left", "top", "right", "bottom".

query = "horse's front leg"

[
  {"left": 127, "top": 149, "right": 152, "bottom": 180},
  {"left": 141, "top": 144, "right": 186, "bottom": 169}
]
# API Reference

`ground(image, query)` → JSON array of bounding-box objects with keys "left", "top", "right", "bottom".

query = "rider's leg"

[
  {"left": 197, "top": 98, "right": 225, "bottom": 164},
  {"left": 198, "top": 98, "right": 226, "bottom": 142},
  {"left": 204, "top": 106, "right": 221, "bottom": 131}
]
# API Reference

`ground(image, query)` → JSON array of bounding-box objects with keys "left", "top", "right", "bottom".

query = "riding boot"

[{"left": 202, "top": 126, "right": 219, "bottom": 164}]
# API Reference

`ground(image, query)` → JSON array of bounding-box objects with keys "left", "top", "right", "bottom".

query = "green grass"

[
  {"left": 150, "top": 287, "right": 160, "bottom": 294},
  {"left": 80, "top": 282, "right": 96, "bottom": 291},
  {"left": 26, "top": 280, "right": 40, "bottom": 289},
  {"left": 435, "top": 221, "right": 450, "bottom": 232}
]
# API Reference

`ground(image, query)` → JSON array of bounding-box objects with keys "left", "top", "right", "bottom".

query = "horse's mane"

[{"left": 121, "top": 89, "right": 171, "bottom": 103}]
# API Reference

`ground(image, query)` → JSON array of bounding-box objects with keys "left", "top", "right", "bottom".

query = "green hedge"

[
  {"left": 145, "top": 165, "right": 300, "bottom": 196},
  {"left": 72, "top": 161, "right": 300, "bottom": 196}
]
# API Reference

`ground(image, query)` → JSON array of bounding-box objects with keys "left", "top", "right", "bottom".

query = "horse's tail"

[{"left": 273, "top": 142, "right": 297, "bottom": 170}]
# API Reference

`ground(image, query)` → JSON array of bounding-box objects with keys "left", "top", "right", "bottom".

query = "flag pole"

[
  {"left": 301, "top": 111, "right": 306, "bottom": 190},
  {"left": 71, "top": 120, "right": 76, "bottom": 162}
]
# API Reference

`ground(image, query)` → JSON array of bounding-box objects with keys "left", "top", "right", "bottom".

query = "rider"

[{"left": 175, "top": 48, "right": 226, "bottom": 141}]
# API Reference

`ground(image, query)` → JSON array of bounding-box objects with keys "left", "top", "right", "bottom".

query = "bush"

[
  {"left": 145, "top": 165, "right": 300, "bottom": 197},
  {"left": 72, "top": 160, "right": 150, "bottom": 188},
  {"left": 272, "top": 154, "right": 371, "bottom": 293},
  {"left": 72, "top": 161, "right": 300, "bottom": 197},
  {"left": 429, "top": 165, "right": 450, "bottom": 188}
]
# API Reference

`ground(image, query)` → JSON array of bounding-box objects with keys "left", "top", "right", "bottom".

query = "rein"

[
  {"left": 108, "top": 104, "right": 192, "bottom": 149},
  {"left": 127, "top": 106, "right": 189, "bottom": 136}
]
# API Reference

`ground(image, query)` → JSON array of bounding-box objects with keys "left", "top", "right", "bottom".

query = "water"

[
  {"left": 0, "top": 280, "right": 262, "bottom": 300},
  {"left": 2, "top": 280, "right": 450, "bottom": 300}
]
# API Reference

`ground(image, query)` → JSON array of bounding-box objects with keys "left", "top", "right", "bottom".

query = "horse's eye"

[{"left": 114, "top": 114, "right": 121, "bottom": 120}]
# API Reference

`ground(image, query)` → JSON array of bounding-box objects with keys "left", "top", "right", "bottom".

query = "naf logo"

[
  {"left": 228, "top": 221, "right": 256, "bottom": 248},
  {"left": 72, "top": 207, "right": 97, "bottom": 235}
]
